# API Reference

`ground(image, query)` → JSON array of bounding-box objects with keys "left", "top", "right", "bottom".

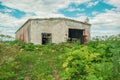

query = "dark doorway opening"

[
  {"left": 69, "top": 29, "right": 84, "bottom": 44},
  {"left": 42, "top": 33, "right": 52, "bottom": 44}
]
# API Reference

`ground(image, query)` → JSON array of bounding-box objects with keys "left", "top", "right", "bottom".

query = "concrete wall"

[
  {"left": 30, "top": 19, "right": 68, "bottom": 44},
  {"left": 15, "top": 21, "right": 31, "bottom": 43},
  {"left": 65, "top": 20, "right": 90, "bottom": 40},
  {"left": 29, "top": 18, "right": 90, "bottom": 44},
  {"left": 16, "top": 18, "right": 91, "bottom": 44}
]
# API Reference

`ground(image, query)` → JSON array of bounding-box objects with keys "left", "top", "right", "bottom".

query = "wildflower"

[
  {"left": 62, "top": 62, "right": 68, "bottom": 68},
  {"left": 20, "top": 48, "right": 24, "bottom": 52}
]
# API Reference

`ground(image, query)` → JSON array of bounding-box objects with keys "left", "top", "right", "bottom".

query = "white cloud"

[
  {"left": 90, "top": 9, "right": 120, "bottom": 37},
  {"left": 0, "top": 12, "right": 65, "bottom": 37},
  {"left": 0, "top": 27, "right": 15, "bottom": 37},
  {"left": 0, "top": 0, "right": 120, "bottom": 38},
  {"left": 86, "top": 0, "right": 99, "bottom": 8},
  {"left": 104, "top": 0, "right": 120, "bottom": 8},
  {"left": 0, "top": 0, "right": 91, "bottom": 37},
  {"left": 0, "top": 8, "right": 14, "bottom": 13},
  {"left": 74, "top": 15, "right": 88, "bottom": 22},
  {"left": 66, "top": 7, "right": 85, "bottom": 12},
  {"left": 90, "top": 10, "right": 120, "bottom": 27},
  {"left": 0, "top": 13, "right": 28, "bottom": 37},
  {"left": 0, "top": 13, "right": 32, "bottom": 27},
  {"left": 92, "top": 11, "right": 99, "bottom": 15},
  {"left": 34, "top": 11, "right": 65, "bottom": 18},
  {"left": 0, "top": 13, "right": 18, "bottom": 27},
  {"left": 104, "top": 0, "right": 120, "bottom": 12},
  {"left": 75, "top": 3, "right": 120, "bottom": 37},
  {"left": 91, "top": 29, "right": 120, "bottom": 37},
  {"left": 0, "top": 0, "right": 91, "bottom": 20},
  {"left": 0, "top": 0, "right": 67, "bottom": 14},
  {"left": 69, "top": 0, "right": 91, "bottom": 5},
  {"left": 0, "top": 0, "right": 90, "bottom": 14}
]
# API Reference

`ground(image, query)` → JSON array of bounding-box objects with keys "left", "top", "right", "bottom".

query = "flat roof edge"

[
  {"left": 29, "top": 17, "right": 91, "bottom": 25},
  {"left": 15, "top": 17, "right": 91, "bottom": 34},
  {"left": 15, "top": 19, "right": 31, "bottom": 33}
]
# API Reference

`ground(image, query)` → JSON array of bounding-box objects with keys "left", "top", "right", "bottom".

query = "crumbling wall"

[
  {"left": 30, "top": 19, "right": 68, "bottom": 44},
  {"left": 15, "top": 18, "right": 91, "bottom": 44},
  {"left": 15, "top": 21, "right": 31, "bottom": 43}
]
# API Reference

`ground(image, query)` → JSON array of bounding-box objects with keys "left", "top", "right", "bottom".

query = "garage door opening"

[
  {"left": 42, "top": 33, "right": 52, "bottom": 44},
  {"left": 68, "top": 29, "right": 84, "bottom": 44}
]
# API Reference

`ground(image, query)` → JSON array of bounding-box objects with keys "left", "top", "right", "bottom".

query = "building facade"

[{"left": 15, "top": 18, "right": 91, "bottom": 44}]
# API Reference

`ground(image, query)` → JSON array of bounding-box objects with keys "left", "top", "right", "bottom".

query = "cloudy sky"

[{"left": 0, "top": 0, "right": 120, "bottom": 38}]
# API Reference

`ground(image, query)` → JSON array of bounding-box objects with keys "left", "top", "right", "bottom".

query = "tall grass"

[{"left": 0, "top": 34, "right": 120, "bottom": 80}]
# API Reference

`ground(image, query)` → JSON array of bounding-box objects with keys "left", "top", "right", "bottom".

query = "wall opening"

[
  {"left": 42, "top": 33, "right": 52, "bottom": 44},
  {"left": 68, "top": 29, "right": 84, "bottom": 44}
]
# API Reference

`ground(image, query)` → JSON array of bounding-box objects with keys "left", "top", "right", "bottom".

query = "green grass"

[{"left": 0, "top": 34, "right": 120, "bottom": 80}]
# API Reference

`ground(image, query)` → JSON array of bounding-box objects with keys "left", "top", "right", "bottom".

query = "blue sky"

[{"left": 0, "top": 0, "right": 120, "bottom": 38}]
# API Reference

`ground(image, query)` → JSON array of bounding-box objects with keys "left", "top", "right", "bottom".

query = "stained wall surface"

[
  {"left": 15, "top": 21, "right": 31, "bottom": 43},
  {"left": 16, "top": 18, "right": 91, "bottom": 44}
]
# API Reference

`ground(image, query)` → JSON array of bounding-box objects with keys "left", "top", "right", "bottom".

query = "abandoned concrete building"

[{"left": 15, "top": 18, "right": 91, "bottom": 44}]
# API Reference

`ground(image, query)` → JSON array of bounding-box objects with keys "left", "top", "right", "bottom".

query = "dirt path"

[{"left": 50, "top": 59, "right": 61, "bottom": 80}]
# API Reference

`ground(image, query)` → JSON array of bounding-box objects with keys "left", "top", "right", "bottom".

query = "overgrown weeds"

[{"left": 0, "top": 34, "right": 120, "bottom": 80}]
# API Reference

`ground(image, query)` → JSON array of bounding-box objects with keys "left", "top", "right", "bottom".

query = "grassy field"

[{"left": 0, "top": 34, "right": 120, "bottom": 80}]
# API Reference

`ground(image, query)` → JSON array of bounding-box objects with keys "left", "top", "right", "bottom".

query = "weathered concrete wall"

[
  {"left": 65, "top": 20, "right": 91, "bottom": 40},
  {"left": 29, "top": 18, "right": 91, "bottom": 44},
  {"left": 15, "top": 21, "right": 31, "bottom": 43},
  {"left": 30, "top": 19, "right": 68, "bottom": 44},
  {"left": 16, "top": 18, "right": 91, "bottom": 44}
]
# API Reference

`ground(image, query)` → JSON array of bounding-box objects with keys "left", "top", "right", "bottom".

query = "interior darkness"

[
  {"left": 69, "top": 29, "right": 84, "bottom": 44},
  {"left": 42, "top": 33, "right": 51, "bottom": 44}
]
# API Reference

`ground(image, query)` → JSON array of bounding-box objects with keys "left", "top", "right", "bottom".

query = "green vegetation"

[
  {"left": 0, "top": 34, "right": 120, "bottom": 80},
  {"left": 0, "top": 34, "right": 14, "bottom": 42}
]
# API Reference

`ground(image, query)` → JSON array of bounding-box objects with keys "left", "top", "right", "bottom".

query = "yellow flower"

[
  {"left": 65, "top": 68, "right": 69, "bottom": 72},
  {"left": 20, "top": 48, "right": 24, "bottom": 52},
  {"left": 35, "top": 47, "right": 39, "bottom": 50},
  {"left": 51, "top": 50, "right": 55, "bottom": 53},
  {"left": 89, "top": 53, "right": 100, "bottom": 61},
  {"left": 67, "top": 56, "right": 73, "bottom": 61},
  {"left": 62, "top": 62, "right": 68, "bottom": 68},
  {"left": 85, "top": 65, "right": 90, "bottom": 73},
  {"left": 39, "top": 53, "right": 43, "bottom": 56}
]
